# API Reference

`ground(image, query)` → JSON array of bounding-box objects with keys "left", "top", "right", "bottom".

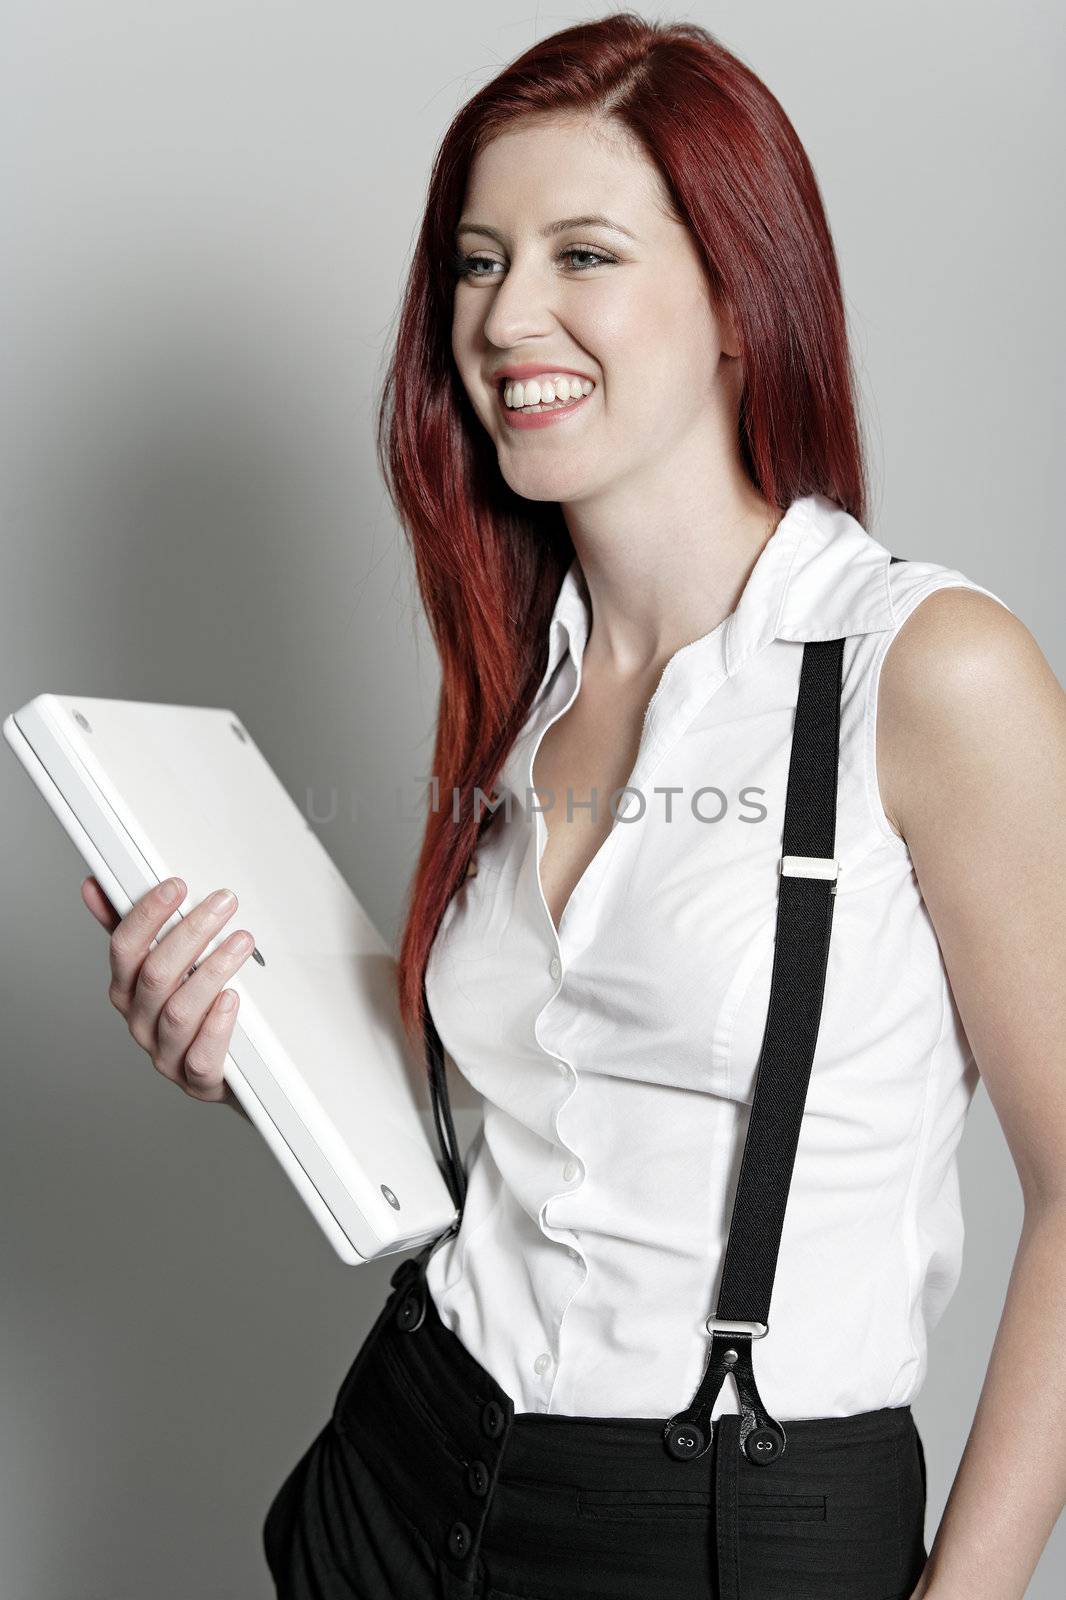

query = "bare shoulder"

[
  {"left": 872, "top": 588, "right": 1066, "bottom": 1214},
  {"left": 875, "top": 585, "right": 1062, "bottom": 844}
]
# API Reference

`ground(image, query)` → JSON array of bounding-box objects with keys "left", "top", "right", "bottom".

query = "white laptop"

[{"left": 4, "top": 692, "right": 460, "bottom": 1266}]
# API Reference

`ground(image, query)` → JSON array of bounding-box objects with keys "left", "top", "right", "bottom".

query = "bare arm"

[{"left": 878, "top": 587, "right": 1066, "bottom": 1600}]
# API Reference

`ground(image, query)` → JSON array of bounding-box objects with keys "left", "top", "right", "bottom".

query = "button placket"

[{"left": 438, "top": 1396, "right": 512, "bottom": 1582}]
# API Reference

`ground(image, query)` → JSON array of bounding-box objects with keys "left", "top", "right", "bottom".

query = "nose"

[{"left": 481, "top": 258, "right": 559, "bottom": 351}]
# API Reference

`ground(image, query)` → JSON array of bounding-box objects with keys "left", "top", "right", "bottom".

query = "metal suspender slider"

[{"left": 781, "top": 854, "right": 840, "bottom": 892}]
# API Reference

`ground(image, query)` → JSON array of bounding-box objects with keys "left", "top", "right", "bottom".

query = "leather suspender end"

[{"left": 662, "top": 1331, "right": 787, "bottom": 1466}]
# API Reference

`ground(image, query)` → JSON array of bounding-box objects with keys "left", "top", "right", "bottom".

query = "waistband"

[
  {"left": 330, "top": 1256, "right": 920, "bottom": 1600},
  {"left": 395, "top": 1255, "right": 912, "bottom": 1460}
]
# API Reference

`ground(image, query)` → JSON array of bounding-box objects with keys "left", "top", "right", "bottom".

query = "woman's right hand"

[{"left": 81, "top": 875, "right": 256, "bottom": 1117}]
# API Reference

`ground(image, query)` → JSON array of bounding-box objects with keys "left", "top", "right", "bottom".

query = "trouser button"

[
  {"left": 481, "top": 1399, "right": 505, "bottom": 1438},
  {"left": 664, "top": 1419, "right": 706, "bottom": 1460},
  {"left": 395, "top": 1284, "right": 426, "bottom": 1332},
  {"left": 745, "top": 1425, "right": 785, "bottom": 1463},
  {"left": 448, "top": 1520, "right": 472, "bottom": 1558}
]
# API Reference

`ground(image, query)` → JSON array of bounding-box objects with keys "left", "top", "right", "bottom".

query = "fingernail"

[
  {"left": 161, "top": 878, "right": 184, "bottom": 904},
  {"left": 208, "top": 889, "right": 237, "bottom": 914},
  {"left": 218, "top": 991, "right": 237, "bottom": 1012}
]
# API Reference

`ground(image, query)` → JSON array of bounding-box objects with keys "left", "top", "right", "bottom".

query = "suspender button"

[
  {"left": 664, "top": 1419, "right": 707, "bottom": 1460},
  {"left": 745, "top": 1425, "right": 785, "bottom": 1464}
]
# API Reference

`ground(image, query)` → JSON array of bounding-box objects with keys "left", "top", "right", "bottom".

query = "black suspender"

[
  {"left": 662, "top": 634, "right": 846, "bottom": 1467},
  {"left": 422, "top": 799, "right": 505, "bottom": 1225},
  {"left": 657, "top": 632, "right": 848, "bottom": 1600},
  {"left": 423, "top": 978, "right": 468, "bottom": 1220},
  {"left": 668, "top": 553, "right": 905, "bottom": 1466}
]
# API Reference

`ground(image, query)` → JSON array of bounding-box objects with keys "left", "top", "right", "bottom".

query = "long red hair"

[{"left": 378, "top": 12, "right": 869, "bottom": 1053}]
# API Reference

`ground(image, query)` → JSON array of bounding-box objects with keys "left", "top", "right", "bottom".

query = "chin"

[{"left": 501, "top": 463, "right": 595, "bottom": 502}]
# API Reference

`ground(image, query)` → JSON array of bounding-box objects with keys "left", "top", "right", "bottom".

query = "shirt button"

[
  {"left": 557, "top": 1061, "right": 569, "bottom": 1076},
  {"left": 549, "top": 955, "right": 561, "bottom": 981},
  {"left": 563, "top": 1159, "right": 579, "bottom": 1182},
  {"left": 533, "top": 1351, "right": 553, "bottom": 1376},
  {"left": 568, "top": 1247, "right": 582, "bottom": 1262}
]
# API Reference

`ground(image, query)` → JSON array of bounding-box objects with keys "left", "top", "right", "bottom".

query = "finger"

[
  {"left": 154, "top": 929, "right": 255, "bottom": 1077},
  {"left": 180, "top": 989, "right": 241, "bottom": 1101},
  {"left": 127, "top": 887, "right": 241, "bottom": 1043},
  {"left": 82, "top": 876, "right": 120, "bottom": 933},
  {"left": 108, "top": 878, "right": 187, "bottom": 1015}
]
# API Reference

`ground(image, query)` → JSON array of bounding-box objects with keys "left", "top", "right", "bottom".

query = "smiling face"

[{"left": 450, "top": 113, "right": 743, "bottom": 506}]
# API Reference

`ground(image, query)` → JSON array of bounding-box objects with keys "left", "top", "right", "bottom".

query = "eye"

[{"left": 449, "top": 246, "right": 617, "bottom": 280}]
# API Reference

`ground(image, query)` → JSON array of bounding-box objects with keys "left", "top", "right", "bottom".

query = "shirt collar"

[
  {"left": 496, "top": 492, "right": 896, "bottom": 810},
  {"left": 531, "top": 491, "right": 894, "bottom": 700}
]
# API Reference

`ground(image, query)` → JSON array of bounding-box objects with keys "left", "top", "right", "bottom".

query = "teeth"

[{"left": 502, "top": 375, "right": 594, "bottom": 410}]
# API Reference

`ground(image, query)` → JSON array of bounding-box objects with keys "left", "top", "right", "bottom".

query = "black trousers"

[{"left": 263, "top": 1265, "right": 929, "bottom": 1599}]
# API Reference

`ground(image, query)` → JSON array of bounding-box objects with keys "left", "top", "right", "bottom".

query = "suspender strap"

[
  {"left": 663, "top": 637, "right": 846, "bottom": 1486},
  {"left": 662, "top": 636, "right": 846, "bottom": 1597},
  {"left": 422, "top": 973, "right": 468, "bottom": 1220},
  {"left": 382, "top": 983, "right": 463, "bottom": 1332},
  {"left": 422, "top": 791, "right": 509, "bottom": 1230},
  {"left": 717, "top": 635, "right": 844, "bottom": 1326}
]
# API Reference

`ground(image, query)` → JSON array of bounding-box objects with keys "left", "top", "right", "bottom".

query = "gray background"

[{"left": 1, "top": 2, "right": 1062, "bottom": 1595}]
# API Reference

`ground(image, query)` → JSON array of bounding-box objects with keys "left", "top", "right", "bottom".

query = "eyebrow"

[{"left": 455, "top": 214, "right": 638, "bottom": 244}]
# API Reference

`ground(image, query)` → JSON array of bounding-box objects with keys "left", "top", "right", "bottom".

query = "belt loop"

[{"left": 714, "top": 1413, "right": 742, "bottom": 1600}]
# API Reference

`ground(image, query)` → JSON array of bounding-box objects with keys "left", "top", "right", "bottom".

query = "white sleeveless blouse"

[{"left": 423, "top": 492, "right": 1014, "bottom": 1420}]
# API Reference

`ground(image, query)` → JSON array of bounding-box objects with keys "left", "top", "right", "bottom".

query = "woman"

[{"left": 85, "top": 13, "right": 1066, "bottom": 1599}]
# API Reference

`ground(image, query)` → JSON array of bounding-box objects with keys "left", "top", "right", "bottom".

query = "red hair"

[{"left": 378, "top": 12, "right": 869, "bottom": 1051}]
